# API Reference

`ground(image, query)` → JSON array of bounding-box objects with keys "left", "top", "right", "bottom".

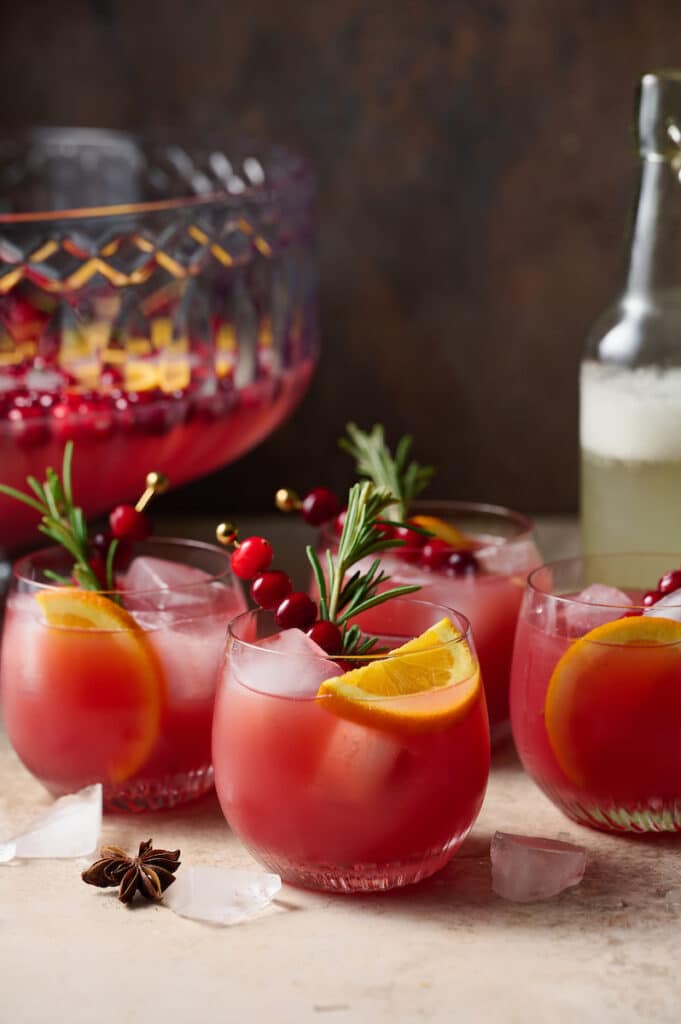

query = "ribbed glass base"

[
  {"left": 246, "top": 837, "right": 466, "bottom": 893},
  {"left": 545, "top": 787, "right": 681, "bottom": 834},
  {"left": 103, "top": 765, "right": 214, "bottom": 813}
]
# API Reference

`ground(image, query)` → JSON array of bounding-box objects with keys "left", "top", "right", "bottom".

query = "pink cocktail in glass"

[
  {"left": 317, "top": 501, "right": 540, "bottom": 742},
  {"left": 1, "top": 538, "right": 246, "bottom": 811},
  {"left": 213, "top": 598, "right": 490, "bottom": 892},
  {"left": 511, "top": 555, "right": 681, "bottom": 833}
]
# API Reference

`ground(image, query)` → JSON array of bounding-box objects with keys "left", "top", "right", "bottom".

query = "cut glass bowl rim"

[{"left": 0, "top": 126, "right": 314, "bottom": 225}]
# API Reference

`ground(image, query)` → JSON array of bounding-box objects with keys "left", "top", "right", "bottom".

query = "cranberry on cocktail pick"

[
  {"left": 110, "top": 504, "right": 151, "bottom": 542},
  {"left": 658, "top": 569, "right": 681, "bottom": 596},
  {"left": 307, "top": 620, "right": 343, "bottom": 655},
  {"left": 109, "top": 470, "right": 169, "bottom": 543},
  {"left": 250, "top": 570, "right": 293, "bottom": 610},
  {"left": 231, "top": 536, "right": 274, "bottom": 581},
  {"left": 301, "top": 488, "right": 341, "bottom": 527},
  {"left": 275, "top": 487, "right": 342, "bottom": 526},
  {"left": 275, "top": 592, "right": 317, "bottom": 631}
]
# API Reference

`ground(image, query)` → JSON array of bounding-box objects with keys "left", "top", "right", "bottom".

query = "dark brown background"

[{"left": 1, "top": 0, "right": 676, "bottom": 516}]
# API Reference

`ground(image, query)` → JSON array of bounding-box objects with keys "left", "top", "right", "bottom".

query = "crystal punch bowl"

[{"left": 0, "top": 129, "right": 318, "bottom": 549}]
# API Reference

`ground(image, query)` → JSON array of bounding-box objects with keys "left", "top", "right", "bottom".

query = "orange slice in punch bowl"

[
  {"left": 545, "top": 615, "right": 681, "bottom": 791},
  {"left": 317, "top": 617, "right": 481, "bottom": 734},
  {"left": 36, "top": 589, "right": 165, "bottom": 783},
  {"left": 408, "top": 515, "right": 476, "bottom": 549}
]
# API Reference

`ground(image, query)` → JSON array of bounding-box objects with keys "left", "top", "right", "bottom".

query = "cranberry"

[
  {"left": 391, "top": 523, "right": 425, "bottom": 563},
  {"left": 275, "top": 591, "right": 317, "bottom": 630},
  {"left": 88, "top": 554, "right": 108, "bottom": 589},
  {"left": 393, "top": 524, "right": 426, "bottom": 548},
  {"left": 90, "top": 530, "right": 113, "bottom": 554},
  {"left": 446, "top": 549, "right": 479, "bottom": 576},
  {"left": 128, "top": 389, "right": 169, "bottom": 435},
  {"left": 12, "top": 389, "right": 37, "bottom": 408},
  {"left": 7, "top": 405, "right": 49, "bottom": 448},
  {"left": 109, "top": 505, "right": 151, "bottom": 542},
  {"left": 333, "top": 509, "right": 348, "bottom": 536},
  {"left": 90, "top": 530, "right": 131, "bottom": 569},
  {"left": 658, "top": 569, "right": 681, "bottom": 596},
  {"left": 420, "top": 539, "right": 453, "bottom": 570},
  {"left": 374, "top": 521, "right": 396, "bottom": 540},
  {"left": 642, "top": 590, "right": 660, "bottom": 608},
  {"left": 231, "top": 536, "right": 273, "bottom": 580},
  {"left": 301, "top": 487, "right": 341, "bottom": 526},
  {"left": 51, "top": 391, "right": 114, "bottom": 442},
  {"left": 100, "top": 366, "right": 124, "bottom": 388},
  {"left": 334, "top": 658, "right": 355, "bottom": 673},
  {"left": 250, "top": 570, "right": 293, "bottom": 610},
  {"left": 307, "top": 620, "right": 343, "bottom": 655}
]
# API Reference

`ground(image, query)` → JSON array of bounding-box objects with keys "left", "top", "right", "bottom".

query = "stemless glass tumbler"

[
  {"left": 511, "top": 554, "right": 681, "bottom": 833},
  {"left": 1, "top": 538, "right": 246, "bottom": 811},
  {"left": 213, "top": 597, "right": 490, "bottom": 892}
]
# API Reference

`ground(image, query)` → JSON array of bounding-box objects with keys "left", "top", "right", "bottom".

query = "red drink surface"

[
  {"left": 1, "top": 578, "right": 245, "bottom": 811},
  {"left": 212, "top": 606, "right": 490, "bottom": 891},
  {"left": 0, "top": 358, "right": 314, "bottom": 551},
  {"left": 401, "top": 568, "right": 527, "bottom": 733},
  {"left": 511, "top": 611, "right": 681, "bottom": 832}
]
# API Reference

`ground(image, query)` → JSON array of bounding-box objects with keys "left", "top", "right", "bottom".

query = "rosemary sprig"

[
  {"left": 339, "top": 422, "right": 435, "bottom": 521},
  {"left": 306, "top": 481, "right": 421, "bottom": 655},
  {"left": 0, "top": 442, "right": 114, "bottom": 592}
]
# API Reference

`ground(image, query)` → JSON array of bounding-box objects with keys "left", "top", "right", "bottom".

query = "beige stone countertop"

[{"left": 2, "top": 517, "right": 680, "bottom": 1024}]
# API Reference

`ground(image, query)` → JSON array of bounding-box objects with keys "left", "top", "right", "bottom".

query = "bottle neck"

[{"left": 626, "top": 157, "right": 681, "bottom": 296}]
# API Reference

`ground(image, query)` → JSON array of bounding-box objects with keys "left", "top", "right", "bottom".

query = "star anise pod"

[{"left": 82, "top": 839, "right": 181, "bottom": 905}]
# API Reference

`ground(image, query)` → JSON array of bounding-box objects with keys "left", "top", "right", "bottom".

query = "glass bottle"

[{"left": 581, "top": 71, "right": 681, "bottom": 553}]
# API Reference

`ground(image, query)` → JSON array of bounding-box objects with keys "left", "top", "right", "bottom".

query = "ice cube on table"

[
  {"left": 124, "top": 557, "right": 226, "bottom": 611},
  {"left": 164, "top": 866, "right": 281, "bottom": 925},
  {"left": 564, "top": 584, "right": 632, "bottom": 635},
  {"left": 234, "top": 628, "right": 343, "bottom": 698},
  {"left": 0, "top": 784, "right": 102, "bottom": 863},
  {"left": 644, "top": 590, "right": 681, "bottom": 623},
  {"left": 490, "top": 831, "right": 586, "bottom": 903},
  {"left": 314, "top": 718, "right": 403, "bottom": 804}
]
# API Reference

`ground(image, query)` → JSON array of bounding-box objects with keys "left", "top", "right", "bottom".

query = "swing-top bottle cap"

[{"left": 638, "top": 70, "right": 681, "bottom": 159}]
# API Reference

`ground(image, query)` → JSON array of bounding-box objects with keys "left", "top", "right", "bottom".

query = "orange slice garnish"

[
  {"left": 317, "top": 617, "right": 481, "bottom": 734},
  {"left": 409, "top": 515, "right": 476, "bottom": 549},
  {"left": 545, "top": 615, "right": 681, "bottom": 789},
  {"left": 35, "top": 589, "right": 165, "bottom": 782}
]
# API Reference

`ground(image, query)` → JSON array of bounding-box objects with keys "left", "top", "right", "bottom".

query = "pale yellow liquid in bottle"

[{"left": 580, "top": 362, "right": 681, "bottom": 553}]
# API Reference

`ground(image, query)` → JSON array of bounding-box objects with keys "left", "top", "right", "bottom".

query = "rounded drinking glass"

[
  {"left": 511, "top": 554, "right": 681, "bottom": 833},
  {"left": 1, "top": 537, "right": 246, "bottom": 811},
  {"left": 212, "top": 597, "right": 490, "bottom": 892}
]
